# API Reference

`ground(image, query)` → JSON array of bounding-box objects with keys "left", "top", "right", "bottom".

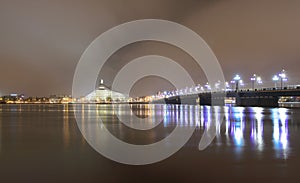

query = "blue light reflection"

[
  {"left": 83, "top": 104, "right": 291, "bottom": 160},
  {"left": 160, "top": 105, "right": 290, "bottom": 159},
  {"left": 272, "top": 108, "right": 289, "bottom": 159}
]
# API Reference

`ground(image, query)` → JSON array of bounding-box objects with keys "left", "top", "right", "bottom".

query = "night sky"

[{"left": 0, "top": 0, "right": 299, "bottom": 97}]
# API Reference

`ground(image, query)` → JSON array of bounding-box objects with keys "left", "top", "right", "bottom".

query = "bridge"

[{"left": 153, "top": 87, "right": 300, "bottom": 107}]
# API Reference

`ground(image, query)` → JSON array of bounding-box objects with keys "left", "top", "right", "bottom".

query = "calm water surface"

[{"left": 0, "top": 104, "right": 300, "bottom": 183}]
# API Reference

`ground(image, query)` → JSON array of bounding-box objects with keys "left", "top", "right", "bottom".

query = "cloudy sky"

[{"left": 0, "top": 0, "right": 299, "bottom": 97}]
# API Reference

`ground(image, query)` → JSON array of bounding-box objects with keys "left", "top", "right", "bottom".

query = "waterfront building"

[{"left": 84, "top": 80, "right": 128, "bottom": 103}]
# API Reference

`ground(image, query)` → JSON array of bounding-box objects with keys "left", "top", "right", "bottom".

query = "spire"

[{"left": 98, "top": 79, "right": 106, "bottom": 90}]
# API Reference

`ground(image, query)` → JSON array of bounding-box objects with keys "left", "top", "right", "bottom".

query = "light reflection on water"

[
  {"left": 272, "top": 108, "right": 289, "bottom": 159},
  {"left": 73, "top": 104, "right": 292, "bottom": 160},
  {"left": 0, "top": 104, "right": 294, "bottom": 161},
  {"left": 0, "top": 103, "right": 299, "bottom": 182}
]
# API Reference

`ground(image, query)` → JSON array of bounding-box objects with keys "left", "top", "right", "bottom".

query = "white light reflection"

[
  {"left": 272, "top": 108, "right": 290, "bottom": 159},
  {"left": 189, "top": 105, "right": 194, "bottom": 127},
  {"left": 179, "top": 105, "right": 184, "bottom": 127},
  {"left": 224, "top": 106, "right": 231, "bottom": 146},
  {"left": 214, "top": 106, "right": 222, "bottom": 146},
  {"left": 200, "top": 106, "right": 204, "bottom": 128},
  {"left": 232, "top": 107, "right": 245, "bottom": 147},
  {"left": 163, "top": 105, "right": 168, "bottom": 127},
  {"left": 184, "top": 105, "right": 188, "bottom": 126},
  {"left": 234, "top": 127, "right": 243, "bottom": 146},
  {"left": 252, "top": 107, "right": 264, "bottom": 152},
  {"left": 214, "top": 106, "right": 221, "bottom": 135},
  {"left": 152, "top": 104, "right": 156, "bottom": 124},
  {"left": 204, "top": 106, "right": 212, "bottom": 130},
  {"left": 195, "top": 105, "right": 200, "bottom": 128},
  {"left": 224, "top": 106, "right": 230, "bottom": 135},
  {"left": 159, "top": 104, "right": 200, "bottom": 128}
]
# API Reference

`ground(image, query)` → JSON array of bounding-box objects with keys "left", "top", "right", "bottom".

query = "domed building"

[{"left": 84, "top": 80, "right": 128, "bottom": 103}]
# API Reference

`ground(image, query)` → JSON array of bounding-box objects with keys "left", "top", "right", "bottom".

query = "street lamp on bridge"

[
  {"left": 273, "top": 69, "right": 288, "bottom": 89},
  {"left": 257, "top": 77, "right": 262, "bottom": 85},
  {"left": 272, "top": 75, "right": 279, "bottom": 88},
  {"left": 250, "top": 74, "right": 256, "bottom": 90},
  {"left": 233, "top": 74, "right": 241, "bottom": 91},
  {"left": 278, "top": 69, "right": 288, "bottom": 89},
  {"left": 204, "top": 82, "right": 211, "bottom": 91},
  {"left": 250, "top": 74, "right": 263, "bottom": 90},
  {"left": 225, "top": 82, "right": 230, "bottom": 91},
  {"left": 214, "top": 80, "right": 221, "bottom": 91}
]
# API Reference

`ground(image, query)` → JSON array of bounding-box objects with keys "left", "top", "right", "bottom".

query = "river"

[{"left": 0, "top": 104, "right": 299, "bottom": 183}]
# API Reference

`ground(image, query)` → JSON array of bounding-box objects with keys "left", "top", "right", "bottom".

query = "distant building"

[
  {"left": 84, "top": 80, "right": 128, "bottom": 103},
  {"left": 0, "top": 94, "right": 25, "bottom": 103},
  {"left": 49, "top": 94, "right": 73, "bottom": 104}
]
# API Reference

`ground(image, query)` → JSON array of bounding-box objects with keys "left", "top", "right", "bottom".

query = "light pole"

[
  {"left": 240, "top": 80, "right": 244, "bottom": 89},
  {"left": 250, "top": 74, "right": 256, "bottom": 90},
  {"left": 233, "top": 74, "right": 241, "bottom": 91},
  {"left": 214, "top": 80, "right": 221, "bottom": 91},
  {"left": 256, "top": 76, "right": 262, "bottom": 84},
  {"left": 225, "top": 82, "right": 229, "bottom": 91},
  {"left": 272, "top": 75, "right": 279, "bottom": 88},
  {"left": 204, "top": 82, "right": 211, "bottom": 91},
  {"left": 250, "top": 74, "right": 262, "bottom": 90},
  {"left": 278, "top": 69, "right": 287, "bottom": 89},
  {"left": 256, "top": 76, "right": 262, "bottom": 89},
  {"left": 230, "top": 80, "right": 235, "bottom": 91}
]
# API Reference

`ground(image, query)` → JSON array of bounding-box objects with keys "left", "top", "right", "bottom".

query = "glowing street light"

[
  {"left": 256, "top": 76, "right": 262, "bottom": 84},
  {"left": 225, "top": 82, "right": 230, "bottom": 91},
  {"left": 195, "top": 84, "right": 201, "bottom": 92},
  {"left": 272, "top": 75, "right": 279, "bottom": 88},
  {"left": 250, "top": 74, "right": 257, "bottom": 90},
  {"left": 234, "top": 74, "right": 241, "bottom": 81},
  {"left": 240, "top": 80, "right": 244, "bottom": 86},
  {"left": 278, "top": 69, "right": 287, "bottom": 89},
  {"left": 250, "top": 74, "right": 262, "bottom": 90},
  {"left": 230, "top": 80, "right": 235, "bottom": 90},
  {"left": 214, "top": 80, "right": 221, "bottom": 91},
  {"left": 233, "top": 74, "right": 241, "bottom": 91},
  {"left": 204, "top": 82, "right": 211, "bottom": 91}
]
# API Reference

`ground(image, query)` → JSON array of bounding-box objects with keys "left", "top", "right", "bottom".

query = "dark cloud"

[{"left": 0, "top": 0, "right": 299, "bottom": 96}]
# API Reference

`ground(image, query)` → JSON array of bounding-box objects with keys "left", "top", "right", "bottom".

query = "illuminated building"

[{"left": 84, "top": 80, "right": 128, "bottom": 103}]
